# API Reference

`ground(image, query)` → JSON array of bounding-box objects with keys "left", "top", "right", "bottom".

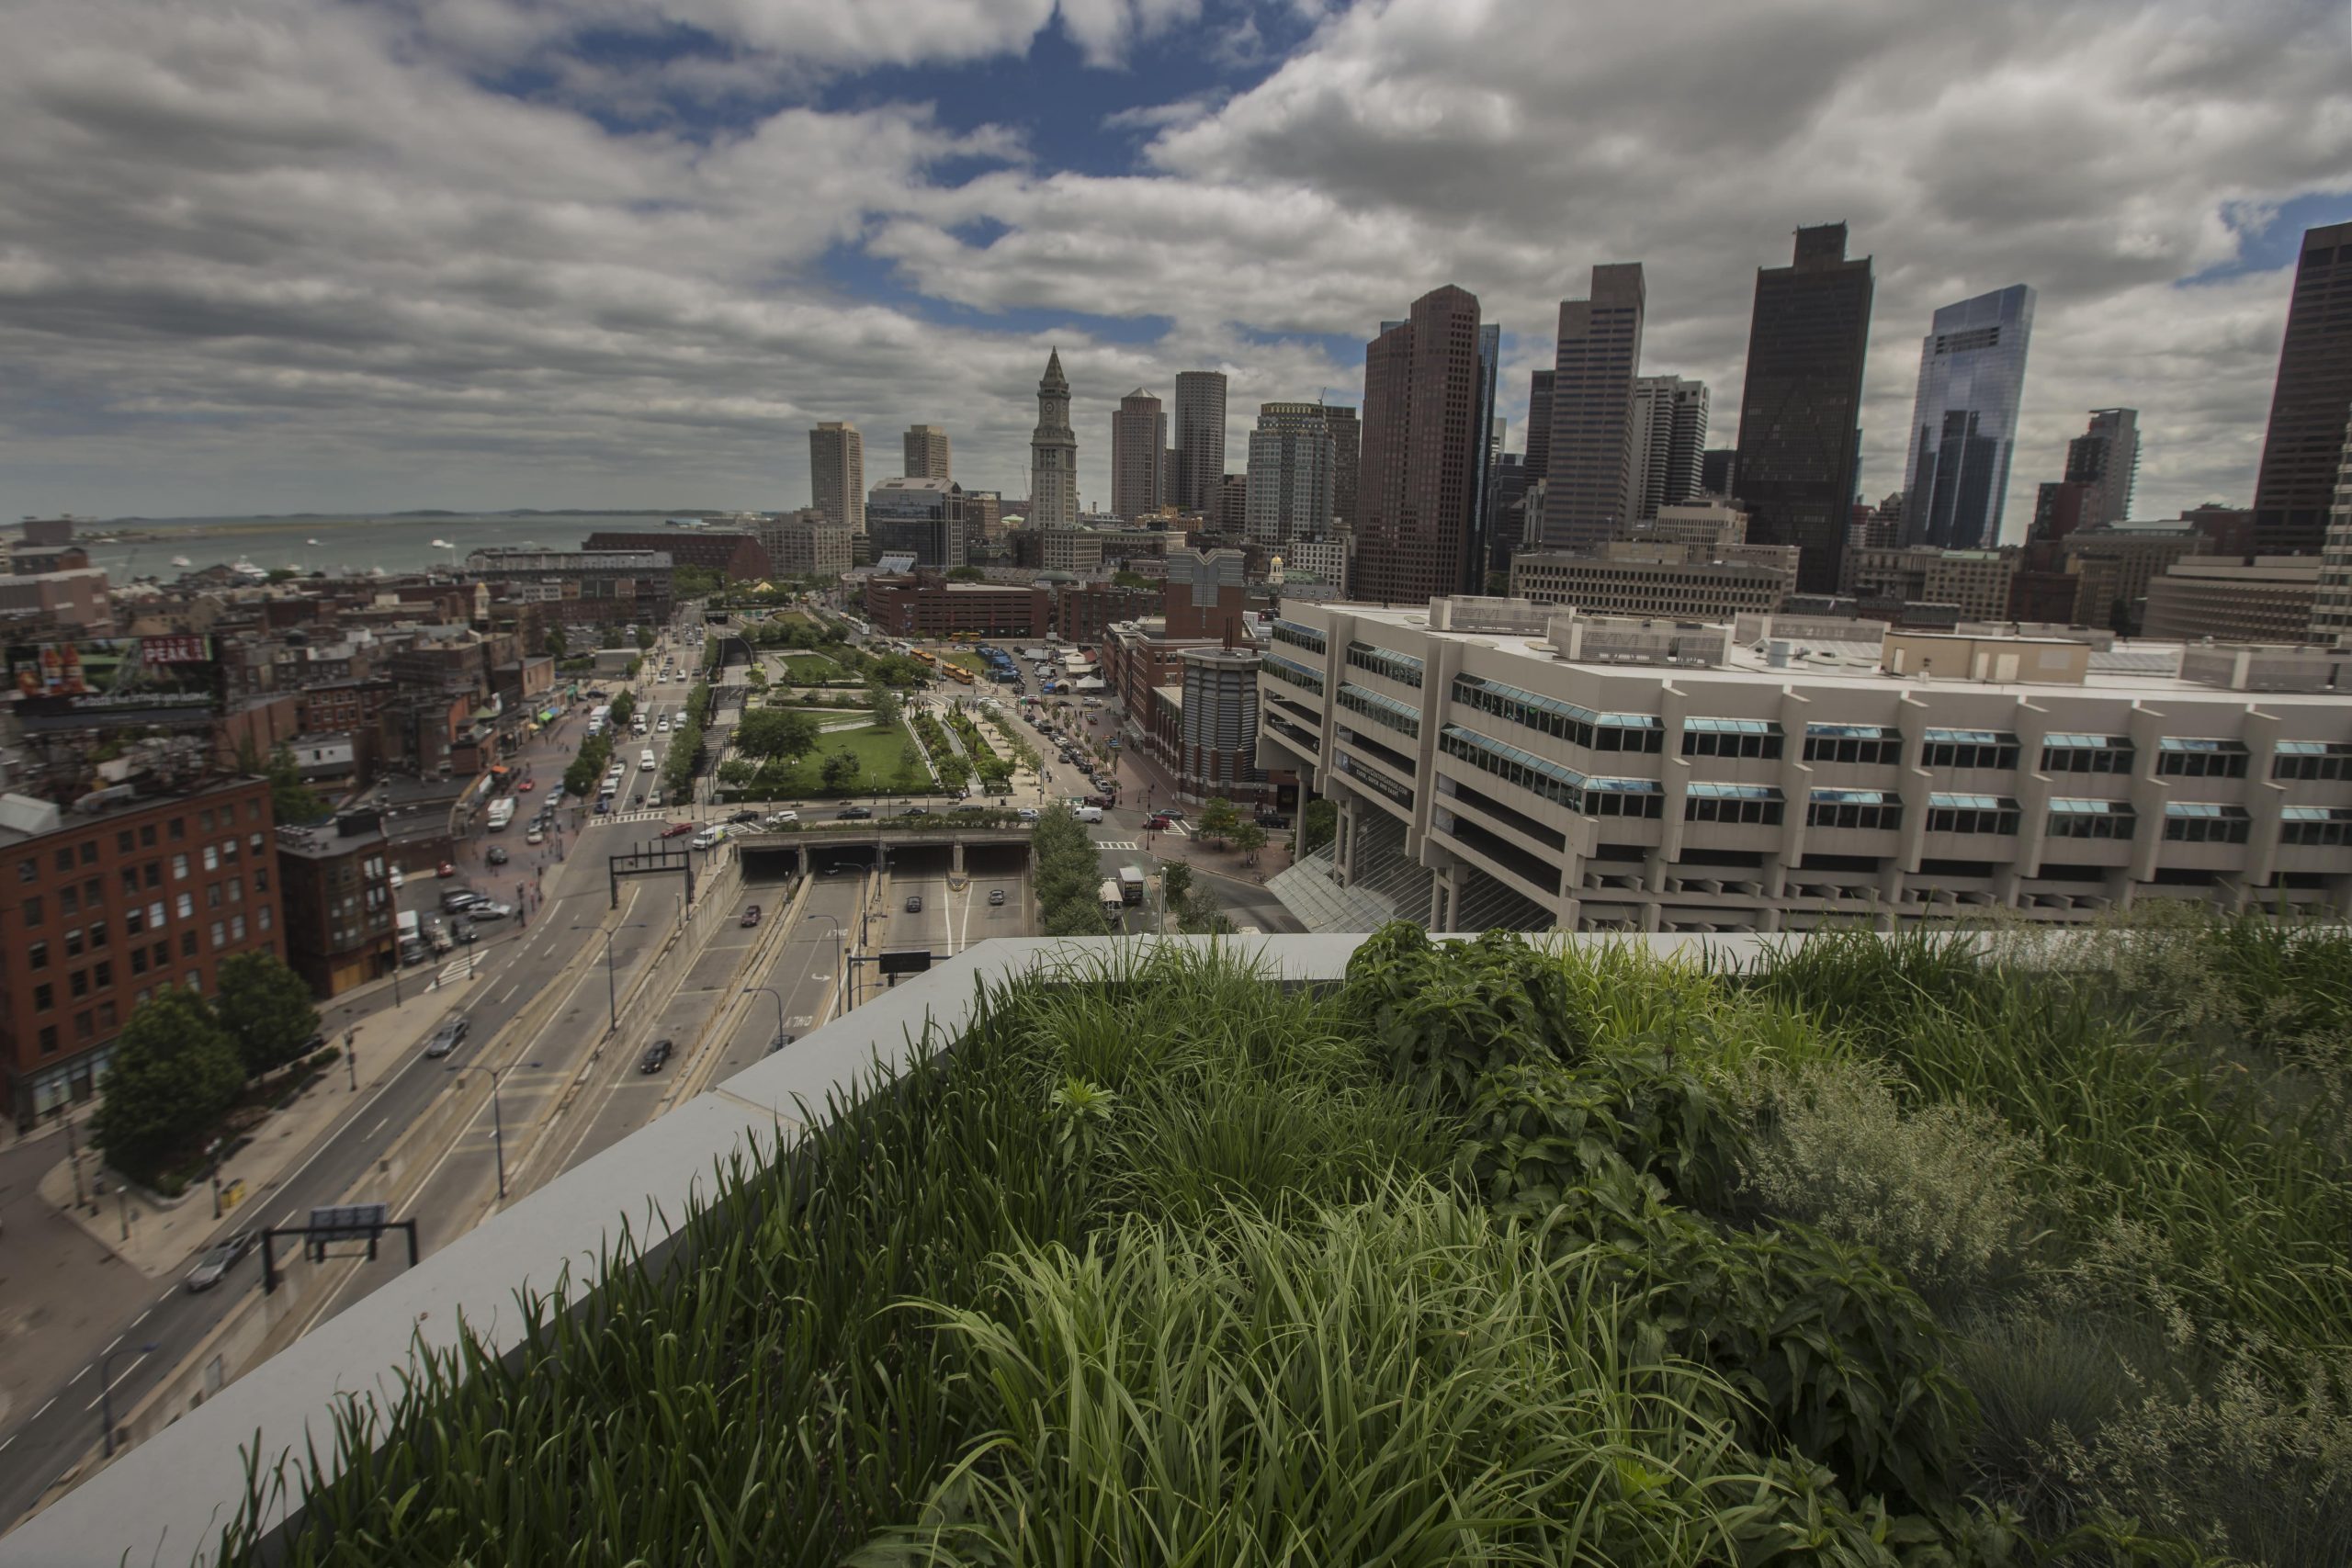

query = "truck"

[
  {"left": 1118, "top": 865, "right": 1146, "bottom": 905},
  {"left": 1098, "top": 878, "right": 1124, "bottom": 919},
  {"left": 485, "top": 797, "right": 515, "bottom": 831},
  {"left": 396, "top": 910, "right": 429, "bottom": 966}
]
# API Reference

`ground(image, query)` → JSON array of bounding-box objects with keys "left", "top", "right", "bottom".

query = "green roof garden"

[{"left": 21, "top": 917, "right": 2352, "bottom": 1567}]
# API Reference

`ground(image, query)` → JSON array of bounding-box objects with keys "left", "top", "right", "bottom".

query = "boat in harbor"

[
  {"left": 170, "top": 555, "right": 192, "bottom": 568},
  {"left": 230, "top": 557, "right": 267, "bottom": 581}
]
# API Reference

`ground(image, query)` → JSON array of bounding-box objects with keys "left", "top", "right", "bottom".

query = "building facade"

[
  {"left": 1323, "top": 402, "right": 1361, "bottom": 538},
  {"left": 866, "top": 478, "right": 963, "bottom": 569},
  {"left": 809, "top": 422, "right": 866, "bottom": 534},
  {"left": 1842, "top": 546, "right": 2021, "bottom": 622},
  {"left": 1029, "top": 349, "right": 1080, "bottom": 530},
  {"left": 1538, "top": 263, "right": 1647, "bottom": 551},
  {"left": 2251, "top": 220, "right": 2352, "bottom": 555},
  {"left": 0, "top": 776, "right": 286, "bottom": 1127},
  {"left": 1352, "top": 285, "right": 1487, "bottom": 606},
  {"left": 462, "top": 549, "right": 672, "bottom": 629},
  {"left": 1171, "top": 371, "right": 1227, "bottom": 515},
  {"left": 1110, "top": 389, "right": 1168, "bottom": 522},
  {"left": 2065, "top": 408, "right": 2140, "bottom": 528},
  {"left": 1628, "top": 375, "right": 1709, "bottom": 524},
  {"left": 274, "top": 809, "right": 396, "bottom": 998},
  {"left": 1731, "top": 224, "right": 1875, "bottom": 596},
  {"left": 2312, "top": 425, "right": 2352, "bottom": 643},
  {"left": 862, "top": 577, "right": 1048, "bottom": 639},
  {"left": 1524, "top": 369, "right": 1555, "bottom": 483},
  {"left": 2142, "top": 558, "right": 2322, "bottom": 644},
  {"left": 1509, "top": 547, "right": 1795, "bottom": 620},
  {"left": 1245, "top": 402, "right": 1338, "bottom": 547},
  {"left": 1258, "top": 598, "right": 2352, "bottom": 937},
  {"left": 1900, "top": 284, "right": 2036, "bottom": 551},
  {"left": 580, "top": 531, "right": 769, "bottom": 581},
  {"left": 757, "top": 509, "right": 854, "bottom": 579},
  {"left": 902, "top": 424, "right": 952, "bottom": 483}
]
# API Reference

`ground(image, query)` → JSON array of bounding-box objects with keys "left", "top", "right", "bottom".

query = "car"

[
  {"left": 1083, "top": 795, "right": 1110, "bottom": 808},
  {"left": 988, "top": 888, "right": 1006, "bottom": 907},
  {"left": 727, "top": 809, "right": 762, "bottom": 826},
  {"left": 424, "top": 1018, "right": 470, "bottom": 1058},
  {"left": 1147, "top": 814, "right": 1174, "bottom": 830},
  {"left": 905, "top": 894, "right": 923, "bottom": 913},
  {"left": 899, "top": 805, "right": 929, "bottom": 818},
  {"left": 387, "top": 866, "right": 404, "bottom": 889},
  {"left": 660, "top": 821, "right": 696, "bottom": 839},
  {"left": 486, "top": 845, "right": 508, "bottom": 865},
  {"left": 594, "top": 796, "right": 612, "bottom": 814},
  {"left": 185, "top": 1229, "right": 258, "bottom": 1292},
  {"left": 1255, "top": 812, "right": 1291, "bottom": 829},
  {"left": 441, "top": 888, "right": 480, "bottom": 912},
  {"left": 469, "top": 901, "right": 515, "bottom": 919},
  {"left": 741, "top": 904, "right": 762, "bottom": 927},
  {"left": 690, "top": 827, "right": 724, "bottom": 851},
  {"left": 451, "top": 919, "right": 479, "bottom": 944},
  {"left": 526, "top": 827, "right": 544, "bottom": 845},
  {"left": 765, "top": 1032, "right": 796, "bottom": 1055},
  {"left": 638, "top": 1039, "right": 674, "bottom": 1074},
  {"left": 763, "top": 811, "right": 799, "bottom": 828},
  {"left": 657, "top": 717, "right": 671, "bottom": 732},
  {"left": 518, "top": 779, "right": 536, "bottom": 792},
  {"left": 438, "top": 861, "right": 457, "bottom": 877},
  {"left": 836, "top": 805, "right": 873, "bottom": 819}
]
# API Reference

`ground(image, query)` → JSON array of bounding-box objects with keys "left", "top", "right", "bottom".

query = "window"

[
  {"left": 97, "top": 999, "right": 117, "bottom": 1031},
  {"left": 210, "top": 919, "right": 226, "bottom": 950},
  {"left": 144, "top": 861, "right": 160, "bottom": 888},
  {"left": 229, "top": 877, "right": 243, "bottom": 905},
  {"left": 207, "top": 884, "right": 222, "bottom": 909},
  {"left": 258, "top": 906, "right": 273, "bottom": 932},
  {"left": 185, "top": 970, "right": 201, "bottom": 990},
  {"left": 89, "top": 918, "right": 107, "bottom": 950},
  {"left": 54, "top": 849, "right": 73, "bottom": 873},
  {"left": 1921, "top": 728, "right": 2020, "bottom": 771},
  {"left": 93, "top": 960, "right": 111, "bottom": 988},
  {"left": 1682, "top": 718, "right": 1782, "bottom": 760},
  {"left": 78, "top": 840, "right": 96, "bottom": 865},
  {"left": 151, "top": 941, "right": 168, "bottom": 967},
  {"left": 254, "top": 869, "right": 270, "bottom": 894},
  {"left": 58, "top": 886, "right": 77, "bottom": 918},
  {"left": 74, "top": 1010, "right": 94, "bottom": 1042},
  {"left": 1802, "top": 722, "right": 1902, "bottom": 766},
  {"left": 2280, "top": 807, "right": 2352, "bottom": 846},
  {"left": 175, "top": 892, "right": 194, "bottom": 919},
  {"left": 1807, "top": 788, "right": 1902, "bottom": 831},
  {"left": 181, "top": 931, "right": 198, "bottom": 957},
  {"left": 221, "top": 839, "right": 239, "bottom": 864},
  {"left": 1262, "top": 653, "right": 1326, "bottom": 696},
  {"left": 2155, "top": 738, "right": 2249, "bottom": 779},
  {"left": 1344, "top": 641, "right": 1425, "bottom": 689},
  {"left": 1926, "top": 793, "right": 2020, "bottom": 835},
  {"left": 2163, "top": 802, "right": 2251, "bottom": 843},
  {"left": 148, "top": 899, "right": 164, "bottom": 930},
  {"left": 203, "top": 845, "right": 219, "bottom": 872},
  {"left": 1270, "top": 619, "right": 1327, "bottom": 655},
  {"left": 28, "top": 941, "right": 47, "bottom": 970},
  {"left": 130, "top": 947, "right": 147, "bottom": 976},
  {"left": 171, "top": 853, "right": 188, "bottom": 881},
  {"left": 2273, "top": 740, "right": 2352, "bottom": 781},
  {"left": 126, "top": 907, "right": 144, "bottom": 936},
  {"left": 116, "top": 830, "right": 133, "bottom": 853},
  {"left": 18, "top": 896, "right": 39, "bottom": 926},
  {"left": 64, "top": 928, "right": 83, "bottom": 958},
  {"left": 84, "top": 877, "right": 100, "bottom": 906},
  {"left": 33, "top": 982, "right": 52, "bottom": 1011},
  {"left": 168, "top": 818, "right": 186, "bottom": 840},
  {"left": 16, "top": 857, "right": 33, "bottom": 884},
  {"left": 140, "top": 823, "right": 156, "bottom": 847},
  {"left": 230, "top": 914, "right": 246, "bottom": 942},
  {"left": 38, "top": 1024, "right": 57, "bottom": 1056},
  {"left": 70, "top": 968, "right": 88, "bottom": 998},
  {"left": 1336, "top": 682, "right": 1420, "bottom": 739},
  {"left": 1435, "top": 723, "right": 1657, "bottom": 814},
  {"left": 119, "top": 869, "right": 140, "bottom": 897},
  {"left": 1452, "top": 675, "right": 1664, "bottom": 752},
  {"left": 199, "top": 809, "right": 214, "bottom": 832},
  {"left": 1586, "top": 778, "right": 1665, "bottom": 818},
  {"left": 1685, "top": 783, "right": 1784, "bottom": 825}
]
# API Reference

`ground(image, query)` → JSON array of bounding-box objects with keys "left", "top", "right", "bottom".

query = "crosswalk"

[{"left": 1094, "top": 839, "right": 1139, "bottom": 851}]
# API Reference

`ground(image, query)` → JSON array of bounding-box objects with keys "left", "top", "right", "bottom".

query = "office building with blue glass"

[{"left": 1901, "top": 284, "right": 2036, "bottom": 550}]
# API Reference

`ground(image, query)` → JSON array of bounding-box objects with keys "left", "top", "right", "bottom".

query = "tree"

[
  {"left": 946, "top": 565, "right": 986, "bottom": 581},
  {"left": 1231, "top": 820, "right": 1268, "bottom": 865},
  {"left": 266, "top": 744, "right": 325, "bottom": 825},
  {"left": 545, "top": 624, "right": 568, "bottom": 656},
  {"left": 820, "top": 750, "right": 862, "bottom": 793},
  {"left": 1159, "top": 860, "right": 1194, "bottom": 911},
  {"left": 1112, "top": 569, "right": 1152, "bottom": 590},
  {"left": 213, "top": 951, "right": 320, "bottom": 1079},
  {"left": 610, "top": 690, "right": 637, "bottom": 728},
  {"left": 1044, "top": 899, "right": 1111, "bottom": 937},
  {"left": 869, "top": 684, "right": 903, "bottom": 728},
  {"left": 636, "top": 625, "right": 657, "bottom": 651},
  {"left": 1197, "top": 795, "right": 1241, "bottom": 846},
  {"left": 897, "top": 742, "right": 926, "bottom": 789},
  {"left": 93, "top": 990, "right": 244, "bottom": 1186},
  {"left": 1298, "top": 798, "right": 1338, "bottom": 856},
  {"left": 735, "top": 709, "right": 820, "bottom": 760}
]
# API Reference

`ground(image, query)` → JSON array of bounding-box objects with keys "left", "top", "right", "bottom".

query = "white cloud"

[{"left": 0, "top": 0, "right": 2346, "bottom": 522}]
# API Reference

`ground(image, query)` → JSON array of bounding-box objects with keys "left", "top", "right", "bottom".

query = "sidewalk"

[{"left": 34, "top": 974, "right": 481, "bottom": 1280}]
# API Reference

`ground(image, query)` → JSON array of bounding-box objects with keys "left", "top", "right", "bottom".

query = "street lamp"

[
  {"left": 458, "top": 1065, "right": 507, "bottom": 1200},
  {"left": 99, "top": 1340, "right": 159, "bottom": 1459},
  {"left": 577, "top": 922, "right": 649, "bottom": 1031},
  {"left": 805, "top": 912, "right": 846, "bottom": 1020},
  {"left": 743, "top": 985, "right": 786, "bottom": 1054}
]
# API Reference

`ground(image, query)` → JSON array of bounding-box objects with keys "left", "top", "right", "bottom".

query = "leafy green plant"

[{"left": 1342, "top": 923, "right": 1588, "bottom": 1107}]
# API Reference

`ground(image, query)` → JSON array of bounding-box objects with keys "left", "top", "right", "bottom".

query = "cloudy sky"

[{"left": 3, "top": 0, "right": 2347, "bottom": 531}]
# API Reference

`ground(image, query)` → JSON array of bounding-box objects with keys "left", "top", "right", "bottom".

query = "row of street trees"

[{"left": 94, "top": 952, "right": 322, "bottom": 1189}]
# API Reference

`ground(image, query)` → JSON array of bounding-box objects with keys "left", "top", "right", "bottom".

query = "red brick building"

[
  {"left": 864, "top": 576, "right": 1049, "bottom": 638},
  {"left": 275, "top": 810, "right": 396, "bottom": 998},
  {"left": 0, "top": 776, "right": 285, "bottom": 1127},
  {"left": 582, "top": 530, "right": 771, "bottom": 581}
]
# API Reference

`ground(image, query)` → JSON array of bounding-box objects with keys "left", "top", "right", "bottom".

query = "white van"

[
  {"left": 640, "top": 749, "right": 658, "bottom": 771},
  {"left": 690, "top": 826, "right": 725, "bottom": 851},
  {"left": 1071, "top": 805, "right": 1104, "bottom": 824}
]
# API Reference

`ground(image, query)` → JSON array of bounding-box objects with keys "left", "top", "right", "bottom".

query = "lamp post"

[
  {"left": 579, "top": 922, "right": 649, "bottom": 1031},
  {"left": 743, "top": 985, "right": 786, "bottom": 1055},
  {"left": 99, "top": 1340, "right": 158, "bottom": 1459},
  {"left": 458, "top": 1066, "right": 507, "bottom": 1201},
  {"left": 805, "top": 912, "right": 845, "bottom": 1021}
]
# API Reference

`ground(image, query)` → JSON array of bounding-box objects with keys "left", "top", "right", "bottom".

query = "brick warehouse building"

[
  {"left": 0, "top": 776, "right": 285, "bottom": 1127},
  {"left": 581, "top": 530, "right": 771, "bottom": 581}
]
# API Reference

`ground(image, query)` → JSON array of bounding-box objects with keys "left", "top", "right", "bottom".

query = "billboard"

[{"left": 9, "top": 637, "right": 220, "bottom": 728}]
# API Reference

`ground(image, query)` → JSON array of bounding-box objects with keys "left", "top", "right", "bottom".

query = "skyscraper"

[
  {"left": 1699, "top": 447, "right": 1736, "bottom": 499},
  {"left": 1523, "top": 369, "right": 1555, "bottom": 481},
  {"left": 902, "top": 424, "right": 952, "bottom": 483},
  {"left": 1352, "top": 284, "right": 1487, "bottom": 605},
  {"left": 2309, "top": 422, "right": 2352, "bottom": 641},
  {"left": 2063, "top": 408, "right": 2138, "bottom": 528},
  {"left": 1899, "top": 283, "right": 2036, "bottom": 550},
  {"left": 1029, "top": 349, "right": 1079, "bottom": 529},
  {"left": 1539, "top": 263, "right": 1646, "bottom": 551},
  {"left": 1732, "top": 224, "right": 1874, "bottom": 595},
  {"left": 809, "top": 422, "right": 865, "bottom": 534},
  {"left": 1628, "top": 375, "right": 1710, "bottom": 523},
  {"left": 1111, "top": 389, "right": 1168, "bottom": 521},
  {"left": 1172, "top": 371, "right": 1228, "bottom": 513},
  {"left": 2252, "top": 221, "right": 2352, "bottom": 555},
  {"left": 1468, "top": 323, "right": 1504, "bottom": 575},
  {"left": 1244, "top": 402, "right": 1337, "bottom": 546},
  {"left": 1323, "top": 403, "right": 1361, "bottom": 536}
]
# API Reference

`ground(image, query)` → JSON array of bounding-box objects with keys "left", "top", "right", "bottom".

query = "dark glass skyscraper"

[
  {"left": 1468, "top": 322, "right": 1502, "bottom": 580},
  {"left": 1524, "top": 369, "right": 1555, "bottom": 481},
  {"left": 2252, "top": 221, "right": 2352, "bottom": 555},
  {"left": 1731, "top": 224, "right": 1874, "bottom": 595},
  {"left": 1171, "top": 371, "right": 1227, "bottom": 514},
  {"left": 1351, "top": 284, "right": 1485, "bottom": 605},
  {"left": 1900, "top": 283, "right": 2035, "bottom": 550}
]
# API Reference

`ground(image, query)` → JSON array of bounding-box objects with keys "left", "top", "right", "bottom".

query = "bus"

[
  {"left": 485, "top": 797, "right": 515, "bottom": 832},
  {"left": 944, "top": 663, "right": 974, "bottom": 684},
  {"left": 910, "top": 648, "right": 937, "bottom": 667}
]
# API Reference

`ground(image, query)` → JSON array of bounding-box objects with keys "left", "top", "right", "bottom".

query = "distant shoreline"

[{"left": 94, "top": 509, "right": 710, "bottom": 525}]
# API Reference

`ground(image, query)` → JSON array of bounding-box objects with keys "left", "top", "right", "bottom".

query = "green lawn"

[
  {"left": 779, "top": 652, "right": 845, "bottom": 682},
  {"left": 941, "top": 650, "right": 989, "bottom": 676},
  {"left": 726, "top": 721, "right": 924, "bottom": 796}
]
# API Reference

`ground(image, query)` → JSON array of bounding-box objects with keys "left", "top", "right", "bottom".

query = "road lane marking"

[
  {"left": 64, "top": 1368, "right": 85, "bottom": 1385},
  {"left": 369, "top": 1117, "right": 388, "bottom": 1137},
  {"left": 33, "top": 1399, "right": 54, "bottom": 1420},
  {"left": 500, "top": 982, "right": 520, "bottom": 1004},
  {"left": 104, "top": 1335, "right": 120, "bottom": 1354},
  {"left": 131, "top": 1309, "right": 150, "bottom": 1328}
]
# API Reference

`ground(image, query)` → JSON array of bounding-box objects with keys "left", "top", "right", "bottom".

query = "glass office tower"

[{"left": 1901, "top": 284, "right": 2036, "bottom": 550}]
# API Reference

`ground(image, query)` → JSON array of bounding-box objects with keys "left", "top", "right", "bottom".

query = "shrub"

[{"left": 1340, "top": 923, "right": 1587, "bottom": 1106}]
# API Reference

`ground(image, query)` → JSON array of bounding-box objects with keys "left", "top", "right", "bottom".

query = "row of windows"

[
  {"left": 27, "top": 910, "right": 271, "bottom": 1016},
  {"left": 1683, "top": 718, "right": 1782, "bottom": 759},
  {"left": 1451, "top": 676, "right": 1664, "bottom": 752},
  {"left": 1335, "top": 752, "right": 1415, "bottom": 808},
  {"left": 1926, "top": 795, "right": 2022, "bottom": 836},
  {"left": 1344, "top": 641, "right": 1426, "bottom": 689},
  {"left": 1270, "top": 619, "right": 1327, "bottom": 655},
  {"left": 1686, "top": 784, "right": 1784, "bottom": 825},
  {"left": 1261, "top": 654, "right": 1325, "bottom": 697},
  {"left": 14, "top": 800, "right": 266, "bottom": 885},
  {"left": 1335, "top": 682, "right": 1420, "bottom": 739}
]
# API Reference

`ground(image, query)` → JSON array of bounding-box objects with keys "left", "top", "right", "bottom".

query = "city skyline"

[{"left": 0, "top": 1, "right": 2346, "bottom": 525}]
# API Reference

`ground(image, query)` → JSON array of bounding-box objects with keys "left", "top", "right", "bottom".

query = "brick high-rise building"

[
  {"left": 1732, "top": 223, "right": 1875, "bottom": 595},
  {"left": 1171, "top": 370, "right": 1227, "bottom": 513},
  {"left": 902, "top": 424, "right": 951, "bottom": 483},
  {"left": 1539, "top": 263, "right": 1646, "bottom": 550},
  {"left": 809, "top": 422, "right": 865, "bottom": 533},
  {"left": 1352, "top": 284, "right": 1487, "bottom": 604},
  {"left": 2064, "top": 408, "right": 2138, "bottom": 528},
  {"left": 2252, "top": 221, "right": 2352, "bottom": 555},
  {"left": 1110, "top": 389, "right": 1168, "bottom": 522}
]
